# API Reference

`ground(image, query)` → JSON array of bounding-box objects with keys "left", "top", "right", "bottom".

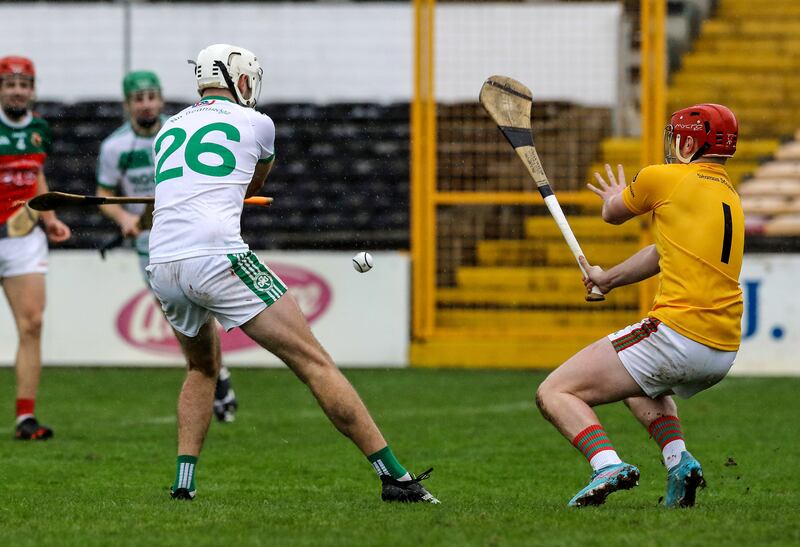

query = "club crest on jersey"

[
  {"left": 30, "top": 132, "right": 42, "bottom": 147},
  {"left": 255, "top": 273, "right": 273, "bottom": 290}
]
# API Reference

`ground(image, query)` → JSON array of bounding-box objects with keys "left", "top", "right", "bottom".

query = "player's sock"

[
  {"left": 572, "top": 424, "right": 623, "bottom": 471},
  {"left": 15, "top": 398, "right": 35, "bottom": 425},
  {"left": 368, "top": 446, "right": 412, "bottom": 481},
  {"left": 172, "top": 455, "right": 198, "bottom": 493},
  {"left": 215, "top": 366, "right": 232, "bottom": 401},
  {"left": 648, "top": 415, "right": 686, "bottom": 470}
]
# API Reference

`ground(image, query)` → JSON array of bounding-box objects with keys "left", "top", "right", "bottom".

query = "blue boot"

[
  {"left": 568, "top": 463, "right": 640, "bottom": 507},
  {"left": 665, "top": 451, "right": 705, "bottom": 508}
]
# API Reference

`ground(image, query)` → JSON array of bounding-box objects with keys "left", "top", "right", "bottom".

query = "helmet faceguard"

[
  {"left": 193, "top": 44, "right": 262, "bottom": 108},
  {"left": 664, "top": 103, "right": 738, "bottom": 164}
]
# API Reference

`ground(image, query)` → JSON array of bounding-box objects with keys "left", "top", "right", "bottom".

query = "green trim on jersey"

[
  {"left": 227, "top": 251, "right": 287, "bottom": 306},
  {"left": 96, "top": 179, "right": 117, "bottom": 190},
  {"left": 202, "top": 96, "right": 233, "bottom": 103},
  {"left": 257, "top": 154, "right": 274, "bottom": 164}
]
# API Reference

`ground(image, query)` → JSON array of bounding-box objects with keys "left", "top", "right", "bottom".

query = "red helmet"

[
  {"left": 664, "top": 103, "right": 737, "bottom": 164},
  {"left": 0, "top": 56, "right": 35, "bottom": 81}
]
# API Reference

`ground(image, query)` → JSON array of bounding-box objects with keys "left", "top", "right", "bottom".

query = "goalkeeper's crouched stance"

[
  {"left": 535, "top": 104, "right": 743, "bottom": 508},
  {"left": 148, "top": 44, "right": 437, "bottom": 504}
]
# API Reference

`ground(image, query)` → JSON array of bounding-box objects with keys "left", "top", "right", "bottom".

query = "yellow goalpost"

[{"left": 410, "top": 0, "right": 665, "bottom": 367}]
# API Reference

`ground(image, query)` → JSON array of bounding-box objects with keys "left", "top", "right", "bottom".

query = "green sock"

[
  {"left": 368, "top": 445, "right": 408, "bottom": 480},
  {"left": 172, "top": 455, "right": 198, "bottom": 493}
]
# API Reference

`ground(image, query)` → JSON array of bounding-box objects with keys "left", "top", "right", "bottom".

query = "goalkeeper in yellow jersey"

[{"left": 535, "top": 104, "right": 743, "bottom": 508}]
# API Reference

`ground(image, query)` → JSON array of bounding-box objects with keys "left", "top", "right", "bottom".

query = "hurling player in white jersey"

[
  {"left": 148, "top": 44, "right": 437, "bottom": 503},
  {"left": 96, "top": 71, "right": 239, "bottom": 423}
]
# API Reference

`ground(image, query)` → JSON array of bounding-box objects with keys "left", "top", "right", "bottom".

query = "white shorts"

[
  {"left": 146, "top": 251, "right": 288, "bottom": 337},
  {"left": 0, "top": 226, "right": 48, "bottom": 278},
  {"left": 608, "top": 317, "right": 737, "bottom": 399}
]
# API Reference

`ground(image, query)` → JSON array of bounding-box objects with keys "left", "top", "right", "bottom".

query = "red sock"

[{"left": 16, "top": 398, "right": 35, "bottom": 419}]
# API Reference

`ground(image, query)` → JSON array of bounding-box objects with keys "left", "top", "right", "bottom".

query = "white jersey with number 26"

[{"left": 149, "top": 96, "right": 275, "bottom": 263}]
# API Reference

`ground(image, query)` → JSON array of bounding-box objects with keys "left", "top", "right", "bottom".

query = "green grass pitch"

[{"left": 0, "top": 368, "right": 798, "bottom": 546}]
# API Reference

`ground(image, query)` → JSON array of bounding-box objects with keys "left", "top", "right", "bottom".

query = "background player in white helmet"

[
  {"left": 96, "top": 71, "right": 239, "bottom": 422},
  {"left": 0, "top": 56, "right": 71, "bottom": 440},
  {"left": 148, "top": 44, "right": 437, "bottom": 503}
]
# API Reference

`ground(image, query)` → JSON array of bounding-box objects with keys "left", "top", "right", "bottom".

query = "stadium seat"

[
  {"left": 764, "top": 214, "right": 800, "bottom": 236},
  {"left": 775, "top": 142, "right": 800, "bottom": 161},
  {"left": 476, "top": 240, "right": 639, "bottom": 268},
  {"left": 739, "top": 179, "right": 800, "bottom": 198},
  {"left": 39, "top": 101, "right": 413, "bottom": 251},
  {"left": 524, "top": 216, "right": 639, "bottom": 241},
  {"left": 740, "top": 196, "right": 795, "bottom": 216}
]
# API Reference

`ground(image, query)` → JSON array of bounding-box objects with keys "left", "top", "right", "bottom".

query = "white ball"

[{"left": 352, "top": 251, "right": 373, "bottom": 273}]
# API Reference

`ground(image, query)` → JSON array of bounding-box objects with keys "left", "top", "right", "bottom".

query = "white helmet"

[{"left": 194, "top": 43, "right": 262, "bottom": 108}]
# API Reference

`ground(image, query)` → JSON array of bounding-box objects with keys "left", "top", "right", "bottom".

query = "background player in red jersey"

[{"left": 0, "top": 56, "right": 71, "bottom": 439}]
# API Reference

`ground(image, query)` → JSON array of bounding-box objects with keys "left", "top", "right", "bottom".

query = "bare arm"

[
  {"left": 578, "top": 244, "right": 660, "bottom": 295},
  {"left": 96, "top": 186, "right": 141, "bottom": 237},
  {"left": 587, "top": 163, "right": 637, "bottom": 225},
  {"left": 245, "top": 159, "right": 273, "bottom": 198},
  {"left": 37, "top": 171, "right": 71, "bottom": 242}
]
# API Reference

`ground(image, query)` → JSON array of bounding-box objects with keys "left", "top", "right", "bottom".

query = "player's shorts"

[
  {"left": 608, "top": 317, "right": 737, "bottom": 399},
  {"left": 145, "top": 250, "right": 287, "bottom": 337},
  {"left": 0, "top": 226, "right": 48, "bottom": 278}
]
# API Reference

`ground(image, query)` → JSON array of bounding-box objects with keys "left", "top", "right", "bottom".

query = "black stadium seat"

[{"left": 37, "top": 101, "right": 411, "bottom": 250}]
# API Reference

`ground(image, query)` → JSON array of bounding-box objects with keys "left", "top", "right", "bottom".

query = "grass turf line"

[{"left": 0, "top": 368, "right": 798, "bottom": 546}]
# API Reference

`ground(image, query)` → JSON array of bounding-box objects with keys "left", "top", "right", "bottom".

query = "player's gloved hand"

[
  {"left": 119, "top": 213, "right": 142, "bottom": 238},
  {"left": 43, "top": 216, "right": 71, "bottom": 243},
  {"left": 578, "top": 256, "right": 611, "bottom": 295},
  {"left": 587, "top": 163, "right": 627, "bottom": 202}
]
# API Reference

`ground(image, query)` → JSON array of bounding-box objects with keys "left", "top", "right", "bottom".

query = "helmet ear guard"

[{"left": 193, "top": 44, "right": 262, "bottom": 108}]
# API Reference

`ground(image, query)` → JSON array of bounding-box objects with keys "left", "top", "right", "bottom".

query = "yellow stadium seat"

[
  {"left": 436, "top": 309, "right": 638, "bottom": 330},
  {"left": 738, "top": 179, "right": 800, "bottom": 198},
  {"left": 764, "top": 214, "right": 800, "bottom": 236},
  {"left": 437, "top": 285, "right": 639, "bottom": 308},
  {"left": 587, "top": 163, "right": 641, "bottom": 183},
  {"left": 682, "top": 53, "right": 799, "bottom": 73},
  {"left": 740, "top": 196, "right": 794, "bottom": 216},
  {"left": 524, "top": 216, "right": 639, "bottom": 241},
  {"left": 600, "top": 138, "right": 641, "bottom": 163},
  {"left": 775, "top": 142, "right": 800, "bottom": 161},
  {"left": 456, "top": 266, "right": 593, "bottom": 292},
  {"left": 702, "top": 20, "right": 800, "bottom": 39},
  {"left": 755, "top": 162, "right": 800, "bottom": 179},
  {"left": 476, "top": 240, "right": 640, "bottom": 268}
]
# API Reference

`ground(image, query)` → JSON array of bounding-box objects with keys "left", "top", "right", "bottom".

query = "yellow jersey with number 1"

[{"left": 621, "top": 162, "right": 744, "bottom": 351}]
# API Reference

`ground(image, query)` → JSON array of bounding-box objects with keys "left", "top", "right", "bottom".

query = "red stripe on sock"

[
  {"left": 648, "top": 415, "right": 683, "bottom": 449},
  {"left": 584, "top": 441, "right": 615, "bottom": 460},
  {"left": 572, "top": 424, "right": 615, "bottom": 460},
  {"left": 16, "top": 398, "right": 34, "bottom": 418},
  {"left": 572, "top": 425, "right": 603, "bottom": 448}
]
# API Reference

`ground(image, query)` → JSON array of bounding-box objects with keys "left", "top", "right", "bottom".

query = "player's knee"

[
  {"left": 187, "top": 356, "right": 219, "bottom": 379},
  {"left": 17, "top": 312, "right": 43, "bottom": 340},
  {"left": 535, "top": 383, "right": 550, "bottom": 416}
]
